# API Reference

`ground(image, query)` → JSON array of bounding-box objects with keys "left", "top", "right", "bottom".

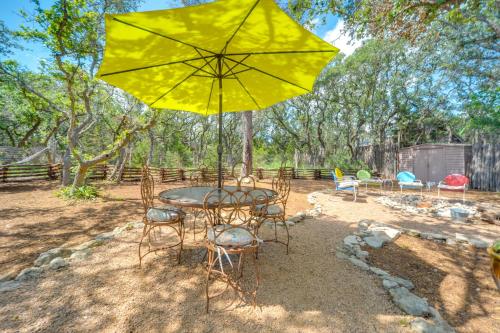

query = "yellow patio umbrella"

[{"left": 97, "top": 0, "right": 339, "bottom": 188}]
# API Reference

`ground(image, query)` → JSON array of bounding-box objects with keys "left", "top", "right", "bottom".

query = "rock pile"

[{"left": 376, "top": 195, "right": 484, "bottom": 223}]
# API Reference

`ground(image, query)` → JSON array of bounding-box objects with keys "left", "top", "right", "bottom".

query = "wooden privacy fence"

[
  {"left": 470, "top": 135, "right": 500, "bottom": 192},
  {"left": 0, "top": 164, "right": 363, "bottom": 183}
]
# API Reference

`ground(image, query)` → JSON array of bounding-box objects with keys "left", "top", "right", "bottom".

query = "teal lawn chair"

[
  {"left": 396, "top": 171, "right": 423, "bottom": 196},
  {"left": 331, "top": 171, "right": 358, "bottom": 201}
]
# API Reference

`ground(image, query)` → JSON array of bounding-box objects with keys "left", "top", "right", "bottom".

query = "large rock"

[
  {"left": 382, "top": 279, "right": 399, "bottom": 289},
  {"left": 70, "top": 248, "right": 91, "bottom": 261},
  {"left": 369, "top": 266, "right": 390, "bottom": 277},
  {"left": 384, "top": 275, "right": 414, "bottom": 290},
  {"left": 389, "top": 287, "right": 430, "bottom": 316},
  {"left": 34, "top": 247, "right": 73, "bottom": 266},
  {"left": 16, "top": 267, "right": 43, "bottom": 281},
  {"left": 95, "top": 231, "right": 115, "bottom": 241},
  {"left": 348, "top": 256, "right": 370, "bottom": 271},
  {"left": 368, "top": 225, "right": 401, "bottom": 242},
  {"left": 343, "top": 235, "right": 360, "bottom": 247},
  {"left": 49, "top": 257, "right": 68, "bottom": 270},
  {"left": 364, "top": 236, "right": 384, "bottom": 248},
  {"left": 410, "top": 318, "right": 455, "bottom": 333},
  {"left": 0, "top": 280, "right": 21, "bottom": 293}
]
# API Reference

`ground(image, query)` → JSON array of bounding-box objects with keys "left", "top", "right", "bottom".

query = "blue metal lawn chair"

[
  {"left": 396, "top": 171, "right": 423, "bottom": 196},
  {"left": 331, "top": 171, "right": 358, "bottom": 201}
]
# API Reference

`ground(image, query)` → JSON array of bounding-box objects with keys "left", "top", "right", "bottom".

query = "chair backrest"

[
  {"left": 397, "top": 171, "right": 416, "bottom": 182},
  {"left": 272, "top": 176, "right": 290, "bottom": 206},
  {"left": 237, "top": 175, "right": 256, "bottom": 191},
  {"left": 278, "top": 166, "right": 294, "bottom": 180},
  {"left": 334, "top": 168, "right": 344, "bottom": 180},
  {"left": 203, "top": 188, "right": 266, "bottom": 226},
  {"left": 444, "top": 174, "right": 469, "bottom": 186},
  {"left": 331, "top": 171, "right": 338, "bottom": 182},
  {"left": 140, "top": 166, "right": 154, "bottom": 213},
  {"left": 356, "top": 170, "right": 371, "bottom": 180}
]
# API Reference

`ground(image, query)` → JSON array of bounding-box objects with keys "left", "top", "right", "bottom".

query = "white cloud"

[{"left": 323, "top": 20, "right": 362, "bottom": 57}]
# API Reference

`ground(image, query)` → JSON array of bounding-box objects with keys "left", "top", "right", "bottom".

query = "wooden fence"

[
  {"left": 470, "top": 135, "right": 500, "bottom": 192},
  {"left": 0, "top": 164, "right": 363, "bottom": 183}
]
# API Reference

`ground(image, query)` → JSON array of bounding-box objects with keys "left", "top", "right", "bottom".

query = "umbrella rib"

[
  {"left": 224, "top": 67, "right": 252, "bottom": 77},
  {"left": 112, "top": 17, "right": 217, "bottom": 55},
  {"left": 224, "top": 50, "right": 338, "bottom": 56},
  {"left": 220, "top": 0, "right": 260, "bottom": 54},
  {"left": 222, "top": 60, "right": 261, "bottom": 109},
  {"left": 194, "top": 48, "right": 217, "bottom": 75},
  {"left": 222, "top": 54, "right": 250, "bottom": 77},
  {"left": 99, "top": 56, "right": 214, "bottom": 77},
  {"left": 183, "top": 62, "right": 216, "bottom": 77},
  {"left": 224, "top": 56, "right": 310, "bottom": 92},
  {"left": 206, "top": 78, "right": 215, "bottom": 114},
  {"left": 149, "top": 58, "right": 216, "bottom": 107}
]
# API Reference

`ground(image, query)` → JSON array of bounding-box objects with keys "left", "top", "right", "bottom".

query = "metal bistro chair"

[
  {"left": 251, "top": 176, "right": 291, "bottom": 254},
  {"left": 139, "top": 166, "right": 186, "bottom": 267},
  {"left": 203, "top": 188, "right": 268, "bottom": 312}
]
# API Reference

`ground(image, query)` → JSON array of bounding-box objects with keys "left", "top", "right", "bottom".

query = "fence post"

[
  {"left": 2, "top": 166, "right": 7, "bottom": 182},
  {"left": 180, "top": 169, "right": 185, "bottom": 181},
  {"left": 314, "top": 169, "right": 321, "bottom": 180},
  {"left": 48, "top": 164, "right": 56, "bottom": 180},
  {"left": 102, "top": 165, "right": 107, "bottom": 180},
  {"left": 257, "top": 168, "right": 263, "bottom": 180},
  {"left": 291, "top": 168, "right": 296, "bottom": 179}
]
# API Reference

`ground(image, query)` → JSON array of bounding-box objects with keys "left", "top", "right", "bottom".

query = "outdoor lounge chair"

[
  {"left": 356, "top": 170, "right": 384, "bottom": 192},
  {"left": 438, "top": 174, "right": 469, "bottom": 201},
  {"left": 396, "top": 171, "right": 423, "bottom": 196},
  {"left": 331, "top": 171, "right": 358, "bottom": 201},
  {"left": 334, "top": 167, "right": 356, "bottom": 181}
]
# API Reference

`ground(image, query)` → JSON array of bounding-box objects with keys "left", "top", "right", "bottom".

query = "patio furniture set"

[
  {"left": 139, "top": 166, "right": 291, "bottom": 312},
  {"left": 331, "top": 168, "right": 470, "bottom": 201}
]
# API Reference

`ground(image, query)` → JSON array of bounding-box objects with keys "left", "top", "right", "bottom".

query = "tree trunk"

[
  {"left": 62, "top": 148, "right": 72, "bottom": 186},
  {"left": 72, "top": 164, "right": 90, "bottom": 188},
  {"left": 147, "top": 129, "right": 155, "bottom": 166},
  {"left": 241, "top": 111, "right": 253, "bottom": 176}
]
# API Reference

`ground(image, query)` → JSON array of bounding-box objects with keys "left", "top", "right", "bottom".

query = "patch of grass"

[
  {"left": 56, "top": 185, "right": 99, "bottom": 200},
  {"left": 398, "top": 318, "right": 410, "bottom": 327}
]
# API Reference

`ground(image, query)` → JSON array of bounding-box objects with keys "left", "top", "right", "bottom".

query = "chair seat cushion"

[
  {"left": 399, "top": 181, "right": 423, "bottom": 188},
  {"left": 252, "top": 204, "right": 283, "bottom": 216},
  {"left": 443, "top": 174, "right": 469, "bottom": 186},
  {"left": 337, "top": 181, "right": 358, "bottom": 189},
  {"left": 438, "top": 184, "right": 466, "bottom": 190},
  {"left": 147, "top": 207, "right": 181, "bottom": 222},
  {"left": 207, "top": 224, "right": 254, "bottom": 247}
]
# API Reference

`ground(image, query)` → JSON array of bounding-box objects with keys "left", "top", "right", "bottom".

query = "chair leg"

[
  {"left": 251, "top": 252, "right": 260, "bottom": 307},
  {"left": 206, "top": 249, "right": 214, "bottom": 313},
  {"left": 282, "top": 216, "right": 290, "bottom": 255}
]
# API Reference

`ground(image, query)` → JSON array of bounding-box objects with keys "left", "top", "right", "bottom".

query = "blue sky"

[{"left": 0, "top": 0, "right": 341, "bottom": 71}]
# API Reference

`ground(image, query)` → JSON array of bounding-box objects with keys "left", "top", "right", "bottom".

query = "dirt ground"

[
  {"left": 367, "top": 235, "right": 500, "bottom": 333},
  {"left": 0, "top": 179, "right": 499, "bottom": 332},
  {"left": 0, "top": 179, "right": 325, "bottom": 278}
]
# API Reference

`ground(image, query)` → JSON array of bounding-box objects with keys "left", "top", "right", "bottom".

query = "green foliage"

[
  {"left": 57, "top": 185, "right": 99, "bottom": 200},
  {"left": 493, "top": 240, "right": 500, "bottom": 253}
]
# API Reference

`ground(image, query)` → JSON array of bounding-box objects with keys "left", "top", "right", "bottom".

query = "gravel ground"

[{"left": 1, "top": 180, "right": 498, "bottom": 332}]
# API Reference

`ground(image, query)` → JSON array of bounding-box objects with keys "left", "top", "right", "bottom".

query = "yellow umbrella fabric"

[{"left": 97, "top": 0, "right": 339, "bottom": 115}]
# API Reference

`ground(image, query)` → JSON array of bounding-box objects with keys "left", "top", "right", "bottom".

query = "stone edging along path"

[
  {"left": 305, "top": 191, "right": 457, "bottom": 333},
  {"left": 0, "top": 204, "right": 318, "bottom": 294}
]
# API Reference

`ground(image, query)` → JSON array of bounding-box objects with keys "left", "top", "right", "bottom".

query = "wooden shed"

[{"left": 398, "top": 144, "right": 472, "bottom": 183}]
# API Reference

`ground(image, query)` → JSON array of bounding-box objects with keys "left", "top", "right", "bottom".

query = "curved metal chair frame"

[
  {"left": 203, "top": 188, "right": 267, "bottom": 313},
  {"left": 253, "top": 176, "right": 291, "bottom": 254},
  {"left": 139, "top": 166, "right": 185, "bottom": 267}
]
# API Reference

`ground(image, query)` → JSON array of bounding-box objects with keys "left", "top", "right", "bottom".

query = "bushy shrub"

[{"left": 57, "top": 185, "right": 99, "bottom": 200}]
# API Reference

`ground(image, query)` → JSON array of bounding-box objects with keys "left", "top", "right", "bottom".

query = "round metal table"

[{"left": 158, "top": 186, "right": 277, "bottom": 209}]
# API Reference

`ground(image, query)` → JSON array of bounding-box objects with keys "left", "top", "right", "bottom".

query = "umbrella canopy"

[{"left": 97, "top": 0, "right": 339, "bottom": 186}]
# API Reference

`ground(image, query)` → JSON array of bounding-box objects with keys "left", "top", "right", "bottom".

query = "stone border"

[
  {"left": 0, "top": 221, "right": 145, "bottom": 293},
  {"left": 0, "top": 198, "right": 321, "bottom": 293},
  {"left": 336, "top": 220, "right": 456, "bottom": 333}
]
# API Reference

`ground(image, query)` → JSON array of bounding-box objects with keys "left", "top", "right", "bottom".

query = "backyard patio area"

[{"left": 1, "top": 179, "right": 498, "bottom": 332}]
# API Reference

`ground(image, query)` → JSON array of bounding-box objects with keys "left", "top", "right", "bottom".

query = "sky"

[{"left": 0, "top": 0, "right": 360, "bottom": 71}]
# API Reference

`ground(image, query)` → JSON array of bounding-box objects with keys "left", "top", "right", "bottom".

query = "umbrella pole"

[{"left": 217, "top": 56, "right": 223, "bottom": 190}]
